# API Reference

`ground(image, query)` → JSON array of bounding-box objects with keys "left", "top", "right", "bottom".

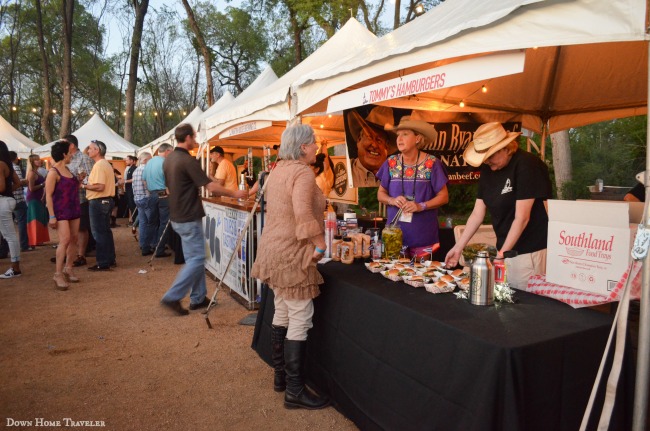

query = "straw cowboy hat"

[
  {"left": 347, "top": 106, "right": 394, "bottom": 141},
  {"left": 384, "top": 116, "right": 438, "bottom": 145},
  {"left": 463, "top": 122, "right": 521, "bottom": 167}
]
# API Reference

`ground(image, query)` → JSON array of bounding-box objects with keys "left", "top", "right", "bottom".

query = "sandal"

[
  {"left": 63, "top": 266, "right": 80, "bottom": 283},
  {"left": 53, "top": 273, "right": 69, "bottom": 291}
]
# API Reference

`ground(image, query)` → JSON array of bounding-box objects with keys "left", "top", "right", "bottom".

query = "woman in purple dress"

[
  {"left": 376, "top": 116, "right": 449, "bottom": 258},
  {"left": 45, "top": 141, "right": 82, "bottom": 291}
]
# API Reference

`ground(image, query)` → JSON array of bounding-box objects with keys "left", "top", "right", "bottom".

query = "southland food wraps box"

[{"left": 546, "top": 200, "right": 641, "bottom": 296}]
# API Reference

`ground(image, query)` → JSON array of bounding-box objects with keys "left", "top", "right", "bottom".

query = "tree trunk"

[
  {"left": 551, "top": 130, "right": 572, "bottom": 199},
  {"left": 124, "top": 0, "right": 149, "bottom": 143},
  {"left": 289, "top": 8, "right": 302, "bottom": 66},
  {"left": 60, "top": 0, "right": 74, "bottom": 137},
  {"left": 181, "top": 0, "right": 214, "bottom": 106},
  {"left": 393, "top": 0, "right": 401, "bottom": 29},
  {"left": 7, "top": 2, "right": 21, "bottom": 126},
  {"left": 34, "top": 0, "right": 53, "bottom": 142}
]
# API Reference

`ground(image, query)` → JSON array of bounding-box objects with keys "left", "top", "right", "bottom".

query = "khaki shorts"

[{"left": 505, "top": 249, "right": 547, "bottom": 290}]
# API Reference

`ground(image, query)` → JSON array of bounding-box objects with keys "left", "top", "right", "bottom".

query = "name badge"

[{"left": 399, "top": 212, "right": 413, "bottom": 223}]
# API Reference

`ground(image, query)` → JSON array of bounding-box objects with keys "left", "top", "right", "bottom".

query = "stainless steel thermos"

[{"left": 469, "top": 251, "right": 494, "bottom": 306}]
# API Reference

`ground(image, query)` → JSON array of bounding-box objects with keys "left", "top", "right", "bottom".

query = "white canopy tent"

[
  {"left": 33, "top": 114, "right": 140, "bottom": 159},
  {"left": 203, "top": 19, "right": 377, "bottom": 153},
  {"left": 137, "top": 106, "right": 203, "bottom": 156},
  {"left": 292, "top": 0, "right": 647, "bottom": 137},
  {"left": 0, "top": 115, "right": 40, "bottom": 158},
  {"left": 201, "top": 67, "right": 278, "bottom": 145}
]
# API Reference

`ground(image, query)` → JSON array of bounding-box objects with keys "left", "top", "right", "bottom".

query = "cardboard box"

[{"left": 546, "top": 200, "right": 642, "bottom": 296}]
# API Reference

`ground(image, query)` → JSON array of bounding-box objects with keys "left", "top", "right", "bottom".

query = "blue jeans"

[
  {"left": 13, "top": 201, "right": 28, "bottom": 251},
  {"left": 161, "top": 220, "right": 206, "bottom": 305},
  {"left": 145, "top": 193, "right": 170, "bottom": 255},
  {"left": 135, "top": 198, "right": 152, "bottom": 252},
  {"left": 89, "top": 199, "right": 115, "bottom": 267}
]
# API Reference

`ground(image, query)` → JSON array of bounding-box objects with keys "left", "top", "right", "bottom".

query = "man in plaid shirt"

[{"left": 132, "top": 152, "right": 151, "bottom": 255}]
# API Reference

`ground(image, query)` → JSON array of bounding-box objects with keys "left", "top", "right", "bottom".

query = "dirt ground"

[{"left": 0, "top": 220, "right": 358, "bottom": 431}]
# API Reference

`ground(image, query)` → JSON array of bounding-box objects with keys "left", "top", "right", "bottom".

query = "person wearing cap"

[
  {"left": 210, "top": 146, "right": 238, "bottom": 191},
  {"left": 624, "top": 171, "right": 645, "bottom": 202},
  {"left": 445, "top": 122, "right": 552, "bottom": 290},
  {"left": 376, "top": 116, "right": 449, "bottom": 257},
  {"left": 347, "top": 106, "right": 395, "bottom": 187}
]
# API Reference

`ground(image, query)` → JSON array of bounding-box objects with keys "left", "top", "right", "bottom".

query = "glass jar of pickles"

[{"left": 381, "top": 226, "right": 403, "bottom": 260}]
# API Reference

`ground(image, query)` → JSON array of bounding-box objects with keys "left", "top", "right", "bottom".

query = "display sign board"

[
  {"left": 203, "top": 201, "right": 251, "bottom": 301},
  {"left": 546, "top": 200, "right": 640, "bottom": 296},
  {"left": 219, "top": 120, "right": 272, "bottom": 139},
  {"left": 327, "top": 52, "right": 525, "bottom": 113},
  {"left": 329, "top": 155, "right": 358, "bottom": 204}
]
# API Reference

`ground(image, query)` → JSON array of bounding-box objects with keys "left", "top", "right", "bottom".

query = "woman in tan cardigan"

[{"left": 251, "top": 124, "right": 329, "bottom": 410}]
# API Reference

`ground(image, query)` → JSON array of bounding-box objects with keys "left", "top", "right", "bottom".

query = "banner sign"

[
  {"left": 203, "top": 201, "right": 251, "bottom": 301},
  {"left": 220, "top": 120, "right": 272, "bottom": 139},
  {"left": 328, "top": 51, "right": 525, "bottom": 113},
  {"left": 343, "top": 103, "right": 521, "bottom": 186}
]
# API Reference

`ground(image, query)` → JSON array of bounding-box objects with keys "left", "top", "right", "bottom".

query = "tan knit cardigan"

[{"left": 251, "top": 160, "right": 326, "bottom": 300}]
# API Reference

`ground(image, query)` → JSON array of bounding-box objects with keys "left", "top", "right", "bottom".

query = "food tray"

[
  {"left": 424, "top": 282, "right": 455, "bottom": 294},
  {"left": 402, "top": 276, "right": 426, "bottom": 288},
  {"left": 365, "top": 262, "right": 385, "bottom": 273},
  {"left": 381, "top": 271, "right": 402, "bottom": 282}
]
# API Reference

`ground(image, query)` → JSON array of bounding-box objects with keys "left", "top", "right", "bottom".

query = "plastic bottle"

[
  {"left": 372, "top": 233, "right": 383, "bottom": 260},
  {"left": 325, "top": 205, "right": 337, "bottom": 258},
  {"left": 331, "top": 235, "right": 342, "bottom": 262},
  {"left": 361, "top": 234, "right": 372, "bottom": 258},
  {"left": 340, "top": 237, "right": 354, "bottom": 264}
]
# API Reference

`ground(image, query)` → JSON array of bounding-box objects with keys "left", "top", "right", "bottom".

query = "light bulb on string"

[
  {"left": 52, "top": 109, "right": 57, "bottom": 114},
  {"left": 168, "top": 112, "right": 172, "bottom": 117},
  {"left": 11, "top": 106, "right": 17, "bottom": 112},
  {"left": 89, "top": 111, "right": 94, "bottom": 115},
  {"left": 482, "top": 85, "right": 487, "bottom": 93},
  {"left": 459, "top": 101, "right": 465, "bottom": 108},
  {"left": 182, "top": 111, "right": 187, "bottom": 116},
  {"left": 138, "top": 112, "right": 143, "bottom": 116},
  {"left": 31, "top": 108, "right": 37, "bottom": 113},
  {"left": 320, "top": 124, "right": 324, "bottom": 129}
]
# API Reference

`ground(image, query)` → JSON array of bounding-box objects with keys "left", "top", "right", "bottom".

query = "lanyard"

[{"left": 400, "top": 151, "right": 421, "bottom": 200}]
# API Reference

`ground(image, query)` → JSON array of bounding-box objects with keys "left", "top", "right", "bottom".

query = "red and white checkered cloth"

[{"left": 526, "top": 261, "right": 642, "bottom": 308}]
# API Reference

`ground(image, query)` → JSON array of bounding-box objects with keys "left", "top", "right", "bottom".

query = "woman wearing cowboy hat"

[
  {"left": 445, "top": 122, "right": 552, "bottom": 290},
  {"left": 376, "top": 116, "right": 449, "bottom": 257}
]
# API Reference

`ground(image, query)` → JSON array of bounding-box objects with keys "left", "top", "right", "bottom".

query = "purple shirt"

[{"left": 377, "top": 153, "right": 448, "bottom": 249}]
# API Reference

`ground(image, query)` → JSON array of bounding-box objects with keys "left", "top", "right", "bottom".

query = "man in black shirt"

[{"left": 160, "top": 124, "right": 247, "bottom": 316}]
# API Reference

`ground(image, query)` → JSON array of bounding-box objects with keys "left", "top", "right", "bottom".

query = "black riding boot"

[
  {"left": 284, "top": 340, "right": 329, "bottom": 410},
  {"left": 271, "top": 325, "right": 288, "bottom": 392}
]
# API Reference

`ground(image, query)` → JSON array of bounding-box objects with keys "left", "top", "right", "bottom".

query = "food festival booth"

[{"left": 244, "top": 0, "right": 650, "bottom": 429}]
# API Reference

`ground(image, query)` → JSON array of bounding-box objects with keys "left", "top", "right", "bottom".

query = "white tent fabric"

[
  {"left": 34, "top": 114, "right": 139, "bottom": 159},
  {"left": 137, "top": 106, "right": 203, "bottom": 156},
  {"left": 0, "top": 115, "right": 40, "bottom": 158},
  {"left": 292, "top": 0, "right": 648, "bottom": 133},
  {"left": 202, "top": 67, "right": 278, "bottom": 142},
  {"left": 204, "top": 19, "right": 376, "bottom": 144}
]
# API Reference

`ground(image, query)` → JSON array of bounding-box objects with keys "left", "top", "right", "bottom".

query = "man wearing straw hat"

[
  {"left": 445, "top": 122, "right": 552, "bottom": 290},
  {"left": 346, "top": 106, "right": 395, "bottom": 187}
]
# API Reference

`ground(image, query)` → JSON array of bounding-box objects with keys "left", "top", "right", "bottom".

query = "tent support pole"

[
  {"left": 539, "top": 125, "right": 547, "bottom": 161},
  {"left": 632, "top": 39, "right": 650, "bottom": 431}
]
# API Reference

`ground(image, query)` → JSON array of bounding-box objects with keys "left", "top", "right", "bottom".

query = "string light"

[
  {"left": 168, "top": 112, "right": 172, "bottom": 117},
  {"left": 138, "top": 112, "right": 143, "bottom": 116},
  {"left": 71, "top": 110, "right": 76, "bottom": 115},
  {"left": 153, "top": 112, "right": 158, "bottom": 116},
  {"left": 182, "top": 111, "right": 187, "bottom": 116},
  {"left": 320, "top": 124, "right": 324, "bottom": 129},
  {"left": 123, "top": 112, "right": 127, "bottom": 116},
  {"left": 482, "top": 85, "right": 487, "bottom": 93},
  {"left": 89, "top": 110, "right": 94, "bottom": 115},
  {"left": 52, "top": 109, "right": 57, "bottom": 114},
  {"left": 328, "top": 114, "right": 332, "bottom": 118},
  {"left": 11, "top": 106, "right": 17, "bottom": 111},
  {"left": 31, "top": 108, "right": 37, "bottom": 113},
  {"left": 459, "top": 101, "right": 465, "bottom": 108}
]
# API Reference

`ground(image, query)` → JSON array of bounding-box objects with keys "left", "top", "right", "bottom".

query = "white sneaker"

[{"left": 0, "top": 268, "right": 21, "bottom": 279}]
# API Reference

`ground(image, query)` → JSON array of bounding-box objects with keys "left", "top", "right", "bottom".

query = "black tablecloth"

[{"left": 252, "top": 261, "right": 632, "bottom": 431}]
